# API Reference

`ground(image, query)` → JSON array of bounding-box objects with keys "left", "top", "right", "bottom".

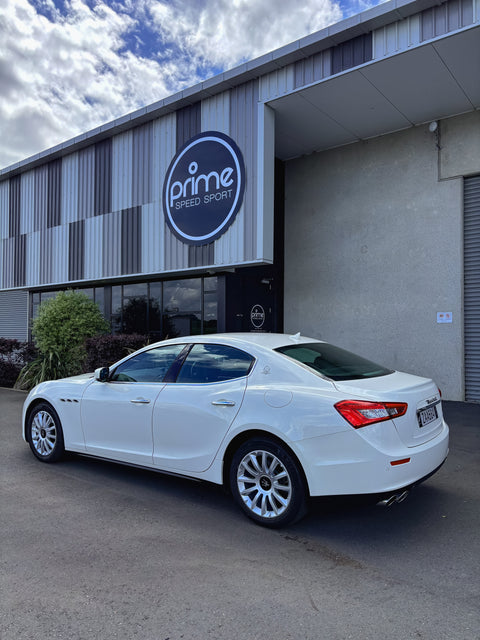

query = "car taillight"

[{"left": 334, "top": 400, "right": 408, "bottom": 428}]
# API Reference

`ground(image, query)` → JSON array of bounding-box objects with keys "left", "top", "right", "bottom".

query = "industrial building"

[{"left": 0, "top": 0, "right": 479, "bottom": 400}]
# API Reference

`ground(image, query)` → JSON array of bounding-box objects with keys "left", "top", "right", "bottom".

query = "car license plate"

[{"left": 418, "top": 405, "right": 438, "bottom": 427}]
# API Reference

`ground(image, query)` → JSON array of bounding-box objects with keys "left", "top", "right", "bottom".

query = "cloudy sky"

[{"left": 0, "top": 0, "right": 384, "bottom": 170}]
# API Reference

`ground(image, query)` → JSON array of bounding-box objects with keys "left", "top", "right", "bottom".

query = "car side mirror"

[{"left": 94, "top": 367, "right": 110, "bottom": 382}]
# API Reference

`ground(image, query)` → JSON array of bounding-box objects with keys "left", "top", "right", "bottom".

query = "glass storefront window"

[
  {"left": 204, "top": 293, "right": 218, "bottom": 334},
  {"left": 123, "top": 283, "right": 148, "bottom": 335},
  {"left": 163, "top": 279, "right": 202, "bottom": 339},
  {"left": 204, "top": 276, "right": 217, "bottom": 293},
  {"left": 163, "top": 279, "right": 201, "bottom": 314},
  {"left": 111, "top": 285, "right": 122, "bottom": 334},
  {"left": 94, "top": 288, "right": 105, "bottom": 315},
  {"left": 29, "top": 275, "right": 220, "bottom": 341},
  {"left": 148, "top": 283, "right": 162, "bottom": 339}
]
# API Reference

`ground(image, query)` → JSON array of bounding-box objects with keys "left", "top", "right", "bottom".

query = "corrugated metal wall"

[
  {"left": 0, "top": 290, "right": 28, "bottom": 341},
  {"left": 0, "top": 91, "right": 268, "bottom": 291},
  {"left": 464, "top": 175, "right": 480, "bottom": 402}
]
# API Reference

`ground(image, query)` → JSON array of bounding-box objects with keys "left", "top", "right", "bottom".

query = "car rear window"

[{"left": 275, "top": 343, "right": 393, "bottom": 381}]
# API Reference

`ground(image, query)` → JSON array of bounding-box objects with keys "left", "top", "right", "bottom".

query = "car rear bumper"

[{"left": 296, "top": 419, "right": 449, "bottom": 497}]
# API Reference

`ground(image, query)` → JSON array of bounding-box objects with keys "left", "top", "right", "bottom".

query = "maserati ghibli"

[{"left": 22, "top": 333, "right": 449, "bottom": 527}]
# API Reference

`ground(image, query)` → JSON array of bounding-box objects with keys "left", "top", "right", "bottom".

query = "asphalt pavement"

[{"left": 1, "top": 389, "right": 479, "bottom": 640}]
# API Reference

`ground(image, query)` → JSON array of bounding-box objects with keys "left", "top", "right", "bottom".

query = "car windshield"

[{"left": 275, "top": 342, "right": 393, "bottom": 381}]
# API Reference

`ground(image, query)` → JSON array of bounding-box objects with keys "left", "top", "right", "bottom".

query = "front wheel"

[
  {"left": 230, "top": 438, "right": 307, "bottom": 528},
  {"left": 27, "top": 403, "right": 65, "bottom": 463}
]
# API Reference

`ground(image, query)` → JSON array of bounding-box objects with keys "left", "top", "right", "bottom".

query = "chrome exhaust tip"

[{"left": 377, "top": 490, "right": 410, "bottom": 508}]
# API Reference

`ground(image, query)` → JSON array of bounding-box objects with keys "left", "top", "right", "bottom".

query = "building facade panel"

[
  {"left": 112, "top": 131, "right": 133, "bottom": 212},
  {"left": 26, "top": 231, "right": 40, "bottom": 287},
  {"left": 141, "top": 202, "right": 163, "bottom": 275},
  {"left": 78, "top": 146, "right": 95, "bottom": 220},
  {"left": 20, "top": 170, "right": 35, "bottom": 235},
  {"left": 84, "top": 215, "right": 104, "bottom": 281},
  {"left": 0, "top": 181, "right": 8, "bottom": 240},
  {"left": 132, "top": 122, "right": 153, "bottom": 208},
  {"left": 102, "top": 211, "right": 122, "bottom": 278},
  {"left": 9, "top": 175, "right": 21, "bottom": 238},
  {"left": 94, "top": 139, "right": 112, "bottom": 217},
  {"left": 230, "top": 80, "right": 259, "bottom": 263},
  {"left": 61, "top": 153, "right": 79, "bottom": 225},
  {"left": 34, "top": 165, "right": 48, "bottom": 232}
]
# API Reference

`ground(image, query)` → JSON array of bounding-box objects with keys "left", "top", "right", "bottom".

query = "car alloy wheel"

[
  {"left": 28, "top": 403, "right": 65, "bottom": 463},
  {"left": 230, "top": 438, "right": 306, "bottom": 527}
]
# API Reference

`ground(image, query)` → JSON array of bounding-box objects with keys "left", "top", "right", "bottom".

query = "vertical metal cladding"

[
  {"left": 2, "top": 238, "right": 14, "bottom": 288},
  {"left": 102, "top": 211, "right": 122, "bottom": 277},
  {"left": 112, "top": 131, "right": 133, "bottom": 212},
  {"left": 163, "top": 104, "right": 200, "bottom": 272},
  {"left": 47, "top": 159, "right": 62, "bottom": 228},
  {"left": 20, "top": 170, "right": 35, "bottom": 235},
  {"left": 94, "top": 139, "right": 112, "bottom": 216},
  {"left": 27, "top": 232, "right": 40, "bottom": 286},
  {"left": 39, "top": 228, "right": 52, "bottom": 284},
  {"left": 332, "top": 34, "right": 373, "bottom": 75},
  {"left": 0, "top": 181, "right": 8, "bottom": 241},
  {"left": 9, "top": 175, "right": 20, "bottom": 238},
  {"left": 203, "top": 91, "right": 244, "bottom": 267},
  {"left": 78, "top": 147, "right": 95, "bottom": 220},
  {"left": 373, "top": 15, "right": 421, "bottom": 58},
  {"left": 69, "top": 220, "right": 85, "bottom": 281},
  {"left": 61, "top": 153, "right": 79, "bottom": 225},
  {"left": 230, "top": 79, "right": 259, "bottom": 262},
  {"left": 176, "top": 103, "right": 201, "bottom": 148},
  {"left": 294, "top": 51, "right": 331, "bottom": 89},
  {"left": 421, "top": 0, "right": 474, "bottom": 40},
  {"left": 84, "top": 215, "right": 103, "bottom": 281},
  {"left": 132, "top": 123, "right": 153, "bottom": 207},
  {"left": 13, "top": 234, "right": 26, "bottom": 287},
  {"left": 121, "top": 207, "right": 142, "bottom": 275},
  {"left": 34, "top": 165, "right": 48, "bottom": 232}
]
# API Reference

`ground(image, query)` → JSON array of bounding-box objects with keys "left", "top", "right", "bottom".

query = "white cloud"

[{"left": 0, "top": 0, "right": 349, "bottom": 169}]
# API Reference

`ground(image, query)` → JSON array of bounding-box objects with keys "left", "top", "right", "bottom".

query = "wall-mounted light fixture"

[{"left": 428, "top": 121, "right": 438, "bottom": 133}]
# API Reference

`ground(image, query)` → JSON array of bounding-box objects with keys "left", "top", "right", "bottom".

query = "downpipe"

[{"left": 377, "top": 490, "right": 410, "bottom": 508}]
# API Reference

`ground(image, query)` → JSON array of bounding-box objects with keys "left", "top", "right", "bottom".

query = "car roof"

[{"left": 159, "top": 332, "right": 322, "bottom": 352}]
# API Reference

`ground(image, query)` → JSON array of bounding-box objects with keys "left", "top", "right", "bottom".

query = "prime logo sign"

[{"left": 163, "top": 131, "right": 246, "bottom": 245}]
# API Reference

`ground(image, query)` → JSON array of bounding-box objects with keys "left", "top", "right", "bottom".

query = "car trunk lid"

[{"left": 333, "top": 371, "right": 444, "bottom": 447}]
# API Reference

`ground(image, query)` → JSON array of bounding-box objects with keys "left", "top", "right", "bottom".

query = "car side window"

[
  {"left": 175, "top": 344, "right": 254, "bottom": 384},
  {"left": 110, "top": 344, "right": 185, "bottom": 383}
]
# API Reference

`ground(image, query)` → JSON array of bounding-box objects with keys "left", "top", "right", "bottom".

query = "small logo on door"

[{"left": 250, "top": 304, "right": 265, "bottom": 329}]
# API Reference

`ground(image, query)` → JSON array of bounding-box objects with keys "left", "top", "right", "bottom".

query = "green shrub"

[{"left": 16, "top": 291, "right": 109, "bottom": 389}]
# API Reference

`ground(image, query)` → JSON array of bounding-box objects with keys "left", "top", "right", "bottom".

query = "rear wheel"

[
  {"left": 27, "top": 403, "right": 65, "bottom": 463},
  {"left": 230, "top": 438, "right": 307, "bottom": 527}
]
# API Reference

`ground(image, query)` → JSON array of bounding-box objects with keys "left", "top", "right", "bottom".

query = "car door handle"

[
  {"left": 130, "top": 398, "right": 151, "bottom": 404},
  {"left": 211, "top": 399, "right": 236, "bottom": 406}
]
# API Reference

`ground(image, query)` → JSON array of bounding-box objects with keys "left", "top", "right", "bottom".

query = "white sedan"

[{"left": 22, "top": 333, "right": 449, "bottom": 527}]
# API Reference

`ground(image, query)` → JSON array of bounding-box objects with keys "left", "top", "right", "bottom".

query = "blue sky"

[{"left": 0, "top": 0, "right": 385, "bottom": 169}]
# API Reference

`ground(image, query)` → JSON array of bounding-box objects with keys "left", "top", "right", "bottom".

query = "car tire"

[
  {"left": 27, "top": 402, "right": 65, "bottom": 463},
  {"left": 230, "top": 438, "right": 307, "bottom": 528}
]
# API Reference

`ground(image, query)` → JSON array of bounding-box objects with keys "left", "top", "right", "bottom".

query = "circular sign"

[
  {"left": 163, "top": 131, "right": 246, "bottom": 245},
  {"left": 250, "top": 304, "right": 266, "bottom": 329}
]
